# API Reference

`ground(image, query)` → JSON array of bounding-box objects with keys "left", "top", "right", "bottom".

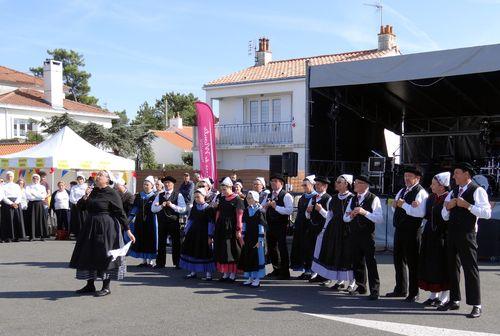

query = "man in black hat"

[
  {"left": 386, "top": 166, "right": 428, "bottom": 302},
  {"left": 343, "top": 175, "right": 384, "bottom": 300},
  {"left": 303, "top": 176, "right": 332, "bottom": 281},
  {"left": 438, "top": 163, "right": 491, "bottom": 318},
  {"left": 152, "top": 176, "right": 186, "bottom": 269},
  {"left": 263, "top": 173, "right": 294, "bottom": 280}
]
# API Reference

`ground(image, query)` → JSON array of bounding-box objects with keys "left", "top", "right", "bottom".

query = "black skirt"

[
  {"left": 69, "top": 212, "right": 125, "bottom": 274},
  {"left": 69, "top": 203, "right": 87, "bottom": 236},
  {"left": 1, "top": 199, "right": 26, "bottom": 240},
  {"left": 26, "top": 200, "right": 48, "bottom": 238},
  {"left": 55, "top": 209, "right": 70, "bottom": 230}
]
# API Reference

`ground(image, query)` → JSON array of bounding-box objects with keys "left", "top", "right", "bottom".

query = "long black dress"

[
  {"left": 238, "top": 206, "right": 267, "bottom": 274},
  {"left": 214, "top": 194, "right": 244, "bottom": 272},
  {"left": 69, "top": 186, "right": 129, "bottom": 280},
  {"left": 312, "top": 192, "right": 355, "bottom": 281},
  {"left": 290, "top": 193, "right": 315, "bottom": 271},
  {"left": 418, "top": 192, "right": 450, "bottom": 292},
  {"left": 179, "top": 203, "right": 216, "bottom": 273},
  {"left": 128, "top": 192, "right": 157, "bottom": 260}
]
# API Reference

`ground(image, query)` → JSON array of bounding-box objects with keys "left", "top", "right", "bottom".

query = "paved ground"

[{"left": 0, "top": 240, "right": 499, "bottom": 336}]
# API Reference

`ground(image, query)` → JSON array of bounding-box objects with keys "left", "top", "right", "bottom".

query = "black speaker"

[
  {"left": 282, "top": 152, "right": 298, "bottom": 177},
  {"left": 269, "top": 155, "right": 282, "bottom": 177}
]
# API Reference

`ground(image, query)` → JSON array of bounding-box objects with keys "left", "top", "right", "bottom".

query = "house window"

[
  {"left": 249, "top": 100, "right": 259, "bottom": 124},
  {"left": 13, "top": 119, "right": 33, "bottom": 138},
  {"left": 260, "top": 100, "right": 269, "bottom": 123},
  {"left": 272, "top": 99, "right": 281, "bottom": 122}
]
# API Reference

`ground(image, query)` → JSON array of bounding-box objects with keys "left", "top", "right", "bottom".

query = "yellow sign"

[
  {"left": 1, "top": 159, "right": 9, "bottom": 168},
  {"left": 35, "top": 158, "right": 45, "bottom": 168},
  {"left": 80, "top": 161, "right": 91, "bottom": 169},
  {"left": 18, "top": 158, "right": 28, "bottom": 168},
  {"left": 98, "top": 161, "right": 110, "bottom": 169},
  {"left": 57, "top": 160, "right": 70, "bottom": 169}
]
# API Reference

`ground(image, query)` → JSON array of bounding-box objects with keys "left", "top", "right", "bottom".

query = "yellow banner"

[
  {"left": 1, "top": 159, "right": 9, "bottom": 168},
  {"left": 80, "top": 161, "right": 91, "bottom": 170},
  {"left": 18, "top": 158, "right": 28, "bottom": 168},
  {"left": 35, "top": 158, "right": 45, "bottom": 168},
  {"left": 56, "top": 160, "right": 70, "bottom": 169},
  {"left": 98, "top": 161, "right": 110, "bottom": 169}
]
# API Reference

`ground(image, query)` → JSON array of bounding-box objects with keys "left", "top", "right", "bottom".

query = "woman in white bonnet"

[{"left": 417, "top": 171, "right": 451, "bottom": 307}]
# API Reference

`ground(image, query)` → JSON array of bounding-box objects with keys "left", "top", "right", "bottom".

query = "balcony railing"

[{"left": 194, "top": 122, "right": 293, "bottom": 147}]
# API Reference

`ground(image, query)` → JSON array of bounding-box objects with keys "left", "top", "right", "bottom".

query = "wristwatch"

[{"left": 467, "top": 205, "right": 473, "bottom": 211}]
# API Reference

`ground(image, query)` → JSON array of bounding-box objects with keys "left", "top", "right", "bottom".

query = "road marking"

[{"left": 304, "top": 313, "right": 500, "bottom": 336}]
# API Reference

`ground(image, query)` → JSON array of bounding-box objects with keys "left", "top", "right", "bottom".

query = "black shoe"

[
  {"left": 40, "top": 238, "right": 45, "bottom": 241},
  {"left": 184, "top": 273, "right": 197, "bottom": 279},
  {"left": 296, "top": 273, "right": 311, "bottom": 280},
  {"left": 349, "top": 289, "right": 367, "bottom": 296},
  {"left": 174, "top": 265, "right": 181, "bottom": 270},
  {"left": 95, "top": 289, "right": 111, "bottom": 297},
  {"left": 467, "top": 306, "right": 481, "bottom": 318},
  {"left": 137, "top": 262, "right": 148, "bottom": 267},
  {"left": 202, "top": 276, "right": 213, "bottom": 281},
  {"left": 309, "top": 275, "right": 325, "bottom": 283},
  {"left": 76, "top": 285, "right": 96, "bottom": 295},
  {"left": 250, "top": 283, "right": 261, "bottom": 288},
  {"left": 368, "top": 293, "right": 379, "bottom": 300},
  {"left": 226, "top": 278, "right": 236, "bottom": 283},
  {"left": 240, "top": 282, "right": 252, "bottom": 287},
  {"left": 266, "top": 270, "right": 280, "bottom": 278},
  {"left": 218, "top": 277, "right": 228, "bottom": 282},
  {"left": 153, "top": 265, "right": 165, "bottom": 269},
  {"left": 12, "top": 238, "right": 19, "bottom": 242},
  {"left": 437, "top": 301, "right": 460, "bottom": 311},
  {"left": 277, "top": 273, "right": 291, "bottom": 280},
  {"left": 405, "top": 295, "right": 418, "bottom": 303},
  {"left": 422, "top": 298, "right": 440, "bottom": 306},
  {"left": 331, "top": 283, "right": 346, "bottom": 291},
  {"left": 385, "top": 291, "right": 407, "bottom": 298}
]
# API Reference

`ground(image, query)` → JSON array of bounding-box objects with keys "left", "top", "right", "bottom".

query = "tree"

[
  {"left": 38, "top": 113, "right": 82, "bottom": 134},
  {"left": 155, "top": 92, "right": 198, "bottom": 127},
  {"left": 79, "top": 123, "right": 108, "bottom": 147},
  {"left": 30, "top": 49, "right": 99, "bottom": 106},
  {"left": 133, "top": 102, "right": 164, "bottom": 130},
  {"left": 181, "top": 152, "right": 193, "bottom": 167}
]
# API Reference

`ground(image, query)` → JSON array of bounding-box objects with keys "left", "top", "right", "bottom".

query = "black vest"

[
  {"left": 349, "top": 192, "right": 376, "bottom": 235},
  {"left": 158, "top": 190, "right": 180, "bottom": 222},
  {"left": 310, "top": 193, "right": 332, "bottom": 227},
  {"left": 266, "top": 189, "right": 289, "bottom": 226},
  {"left": 393, "top": 184, "right": 424, "bottom": 230},
  {"left": 449, "top": 182, "right": 479, "bottom": 234}
]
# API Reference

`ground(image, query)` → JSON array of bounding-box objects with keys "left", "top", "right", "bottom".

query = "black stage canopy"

[{"left": 307, "top": 43, "right": 500, "bottom": 195}]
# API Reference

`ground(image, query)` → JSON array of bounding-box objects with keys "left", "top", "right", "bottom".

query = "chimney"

[
  {"left": 43, "top": 59, "right": 64, "bottom": 109},
  {"left": 255, "top": 37, "right": 272, "bottom": 66},
  {"left": 378, "top": 25, "right": 398, "bottom": 51},
  {"left": 169, "top": 112, "right": 183, "bottom": 129}
]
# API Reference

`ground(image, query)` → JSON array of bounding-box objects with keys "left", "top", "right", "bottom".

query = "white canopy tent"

[{"left": 0, "top": 126, "right": 135, "bottom": 171}]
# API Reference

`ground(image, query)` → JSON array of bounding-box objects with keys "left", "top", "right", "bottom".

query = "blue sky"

[{"left": 1, "top": 0, "right": 500, "bottom": 119}]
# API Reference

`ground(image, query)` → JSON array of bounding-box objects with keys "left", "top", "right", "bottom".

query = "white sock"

[
  {"left": 474, "top": 305, "right": 482, "bottom": 309},
  {"left": 429, "top": 292, "right": 438, "bottom": 300},
  {"left": 222, "top": 272, "right": 229, "bottom": 279},
  {"left": 188, "top": 271, "right": 196, "bottom": 276},
  {"left": 243, "top": 278, "right": 253, "bottom": 285},
  {"left": 251, "top": 278, "right": 260, "bottom": 286},
  {"left": 348, "top": 279, "right": 356, "bottom": 289},
  {"left": 453, "top": 300, "right": 460, "bottom": 304},
  {"left": 336, "top": 280, "right": 344, "bottom": 286},
  {"left": 229, "top": 272, "right": 236, "bottom": 280},
  {"left": 206, "top": 272, "right": 212, "bottom": 278},
  {"left": 439, "top": 290, "right": 449, "bottom": 303},
  {"left": 310, "top": 272, "right": 318, "bottom": 279},
  {"left": 142, "top": 258, "right": 148, "bottom": 263}
]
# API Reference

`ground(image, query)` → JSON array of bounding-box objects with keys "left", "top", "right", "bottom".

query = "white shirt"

[
  {"left": 392, "top": 184, "right": 428, "bottom": 218},
  {"left": 343, "top": 189, "right": 384, "bottom": 224},
  {"left": 54, "top": 190, "right": 70, "bottom": 210},
  {"left": 25, "top": 183, "right": 47, "bottom": 201},
  {"left": 69, "top": 183, "right": 88, "bottom": 204},
  {"left": 305, "top": 191, "right": 329, "bottom": 219},
  {"left": 441, "top": 182, "right": 492, "bottom": 231},
  {"left": 2, "top": 182, "right": 23, "bottom": 205},
  {"left": 263, "top": 187, "right": 294, "bottom": 216},
  {"left": 151, "top": 189, "right": 187, "bottom": 214},
  {"left": 19, "top": 188, "right": 28, "bottom": 210}
]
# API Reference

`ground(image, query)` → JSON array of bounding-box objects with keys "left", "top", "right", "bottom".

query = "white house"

[
  {"left": 196, "top": 25, "right": 401, "bottom": 179},
  {"left": 0, "top": 60, "right": 118, "bottom": 140},
  {"left": 151, "top": 114, "right": 193, "bottom": 166}
]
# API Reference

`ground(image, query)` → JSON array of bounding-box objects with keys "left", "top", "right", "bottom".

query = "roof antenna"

[
  {"left": 364, "top": 0, "right": 383, "bottom": 27},
  {"left": 248, "top": 39, "right": 256, "bottom": 57}
]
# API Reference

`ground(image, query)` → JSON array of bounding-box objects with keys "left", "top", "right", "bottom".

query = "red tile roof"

[
  {"left": 0, "top": 88, "right": 115, "bottom": 117},
  {"left": 153, "top": 128, "right": 193, "bottom": 151},
  {"left": 205, "top": 48, "right": 399, "bottom": 87},
  {"left": 0, "top": 65, "right": 70, "bottom": 91},
  {"left": 0, "top": 142, "right": 38, "bottom": 155}
]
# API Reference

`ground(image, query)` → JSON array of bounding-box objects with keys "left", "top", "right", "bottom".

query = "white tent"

[{"left": 0, "top": 126, "right": 135, "bottom": 171}]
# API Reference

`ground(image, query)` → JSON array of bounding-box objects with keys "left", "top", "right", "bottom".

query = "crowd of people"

[{"left": 1, "top": 165, "right": 492, "bottom": 319}]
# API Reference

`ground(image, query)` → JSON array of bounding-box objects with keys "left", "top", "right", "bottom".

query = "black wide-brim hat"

[
  {"left": 269, "top": 173, "right": 286, "bottom": 183},
  {"left": 161, "top": 176, "right": 177, "bottom": 183},
  {"left": 454, "top": 162, "right": 476, "bottom": 175},
  {"left": 354, "top": 175, "right": 373, "bottom": 186},
  {"left": 314, "top": 176, "right": 331, "bottom": 184},
  {"left": 403, "top": 165, "right": 423, "bottom": 177}
]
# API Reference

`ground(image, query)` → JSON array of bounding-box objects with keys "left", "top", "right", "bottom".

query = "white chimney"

[
  {"left": 378, "top": 25, "right": 398, "bottom": 51},
  {"left": 43, "top": 59, "right": 64, "bottom": 109},
  {"left": 169, "top": 113, "right": 183, "bottom": 129},
  {"left": 255, "top": 37, "right": 272, "bottom": 66}
]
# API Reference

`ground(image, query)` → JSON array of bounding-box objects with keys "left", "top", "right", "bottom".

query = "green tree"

[
  {"left": 38, "top": 113, "right": 83, "bottom": 134},
  {"left": 181, "top": 152, "right": 193, "bottom": 167},
  {"left": 133, "top": 102, "right": 164, "bottom": 130},
  {"left": 30, "top": 49, "right": 99, "bottom": 106},
  {"left": 155, "top": 92, "right": 198, "bottom": 127}
]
